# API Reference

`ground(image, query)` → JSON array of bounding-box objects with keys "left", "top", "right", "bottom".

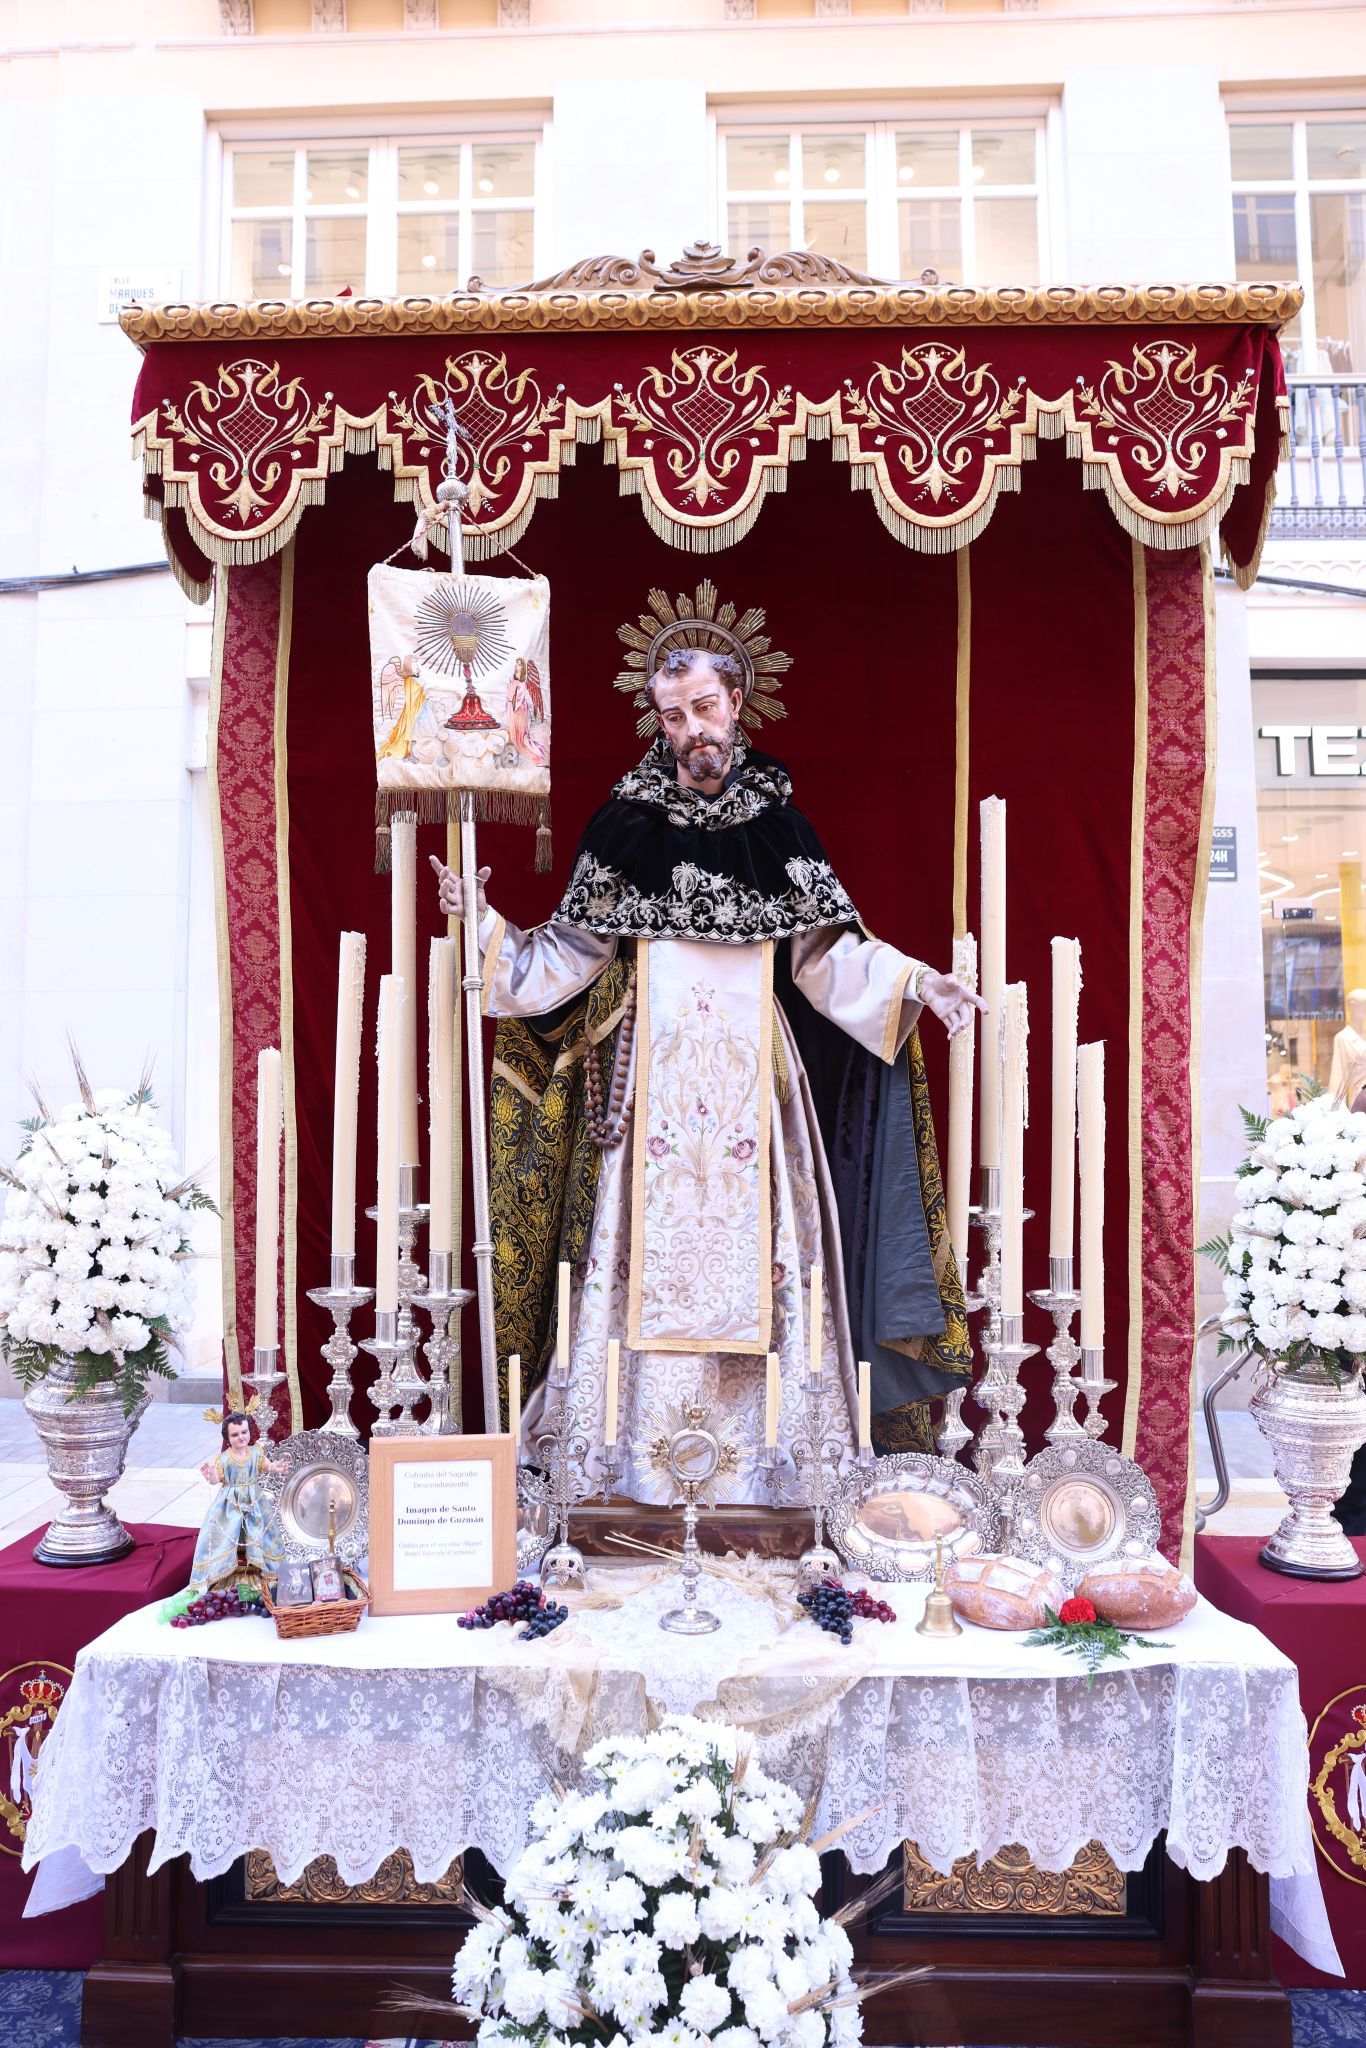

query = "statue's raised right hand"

[{"left": 429, "top": 853, "right": 490, "bottom": 921}]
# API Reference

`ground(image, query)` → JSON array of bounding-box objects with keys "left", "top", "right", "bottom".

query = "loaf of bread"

[
  {"left": 944, "top": 1553, "right": 1063, "bottom": 1631},
  {"left": 1076, "top": 1556, "right": 1197, "bottom": 1630}
]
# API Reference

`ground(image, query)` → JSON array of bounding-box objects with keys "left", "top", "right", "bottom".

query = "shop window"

[{"left": 1255, "top": 675, "right": 1366, "bottom": 1112}]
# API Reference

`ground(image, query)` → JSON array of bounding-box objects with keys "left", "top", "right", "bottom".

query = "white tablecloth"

[{"left": 22, "top": 1567, "right": 1342, "bottom": 1977}]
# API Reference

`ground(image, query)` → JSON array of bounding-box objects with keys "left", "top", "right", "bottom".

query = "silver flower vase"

[
  {"left": 1252, "top": 1359, "right": 1366, "bottom": 1581},
  {"left": 24, "top": 1354, "right": 149, "bottom": 1566}
]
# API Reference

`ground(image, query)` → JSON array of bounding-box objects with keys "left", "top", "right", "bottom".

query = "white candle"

[
  {"left": 330, "top": 933, "right": 366, "bottom": 1260},
  {"left": 1078, "top": 1042, "right": 1106, "bottom": 1351},
  {"left": 947, "top": 932, "right": 977, "bottom": 1275},
  {"left": 427, "top": 937, "right": 457, "bottom": 1255},
  {"left": 998, "top": 983, "right": 1029, "bottom": 1319},
  {"left": 557, "top": 1261, "right": 571, "bottom": 1374},
  {"left": 390, "top": 812, "right": 419, "bottom": 1166},
  {"left": 254, "top": 1047, "right": 282, "bottom": 1350},
  {"left": 507, "top": 1353, "right": 521, "bottom": 1441},
  {"left": 765, "top": 1351, "right": 781, "bottom": 1447},
  {"left": 809, "top": 1263, "right": 824, "bottom": 1379},
  {"left": 605, "top": 1338, "right": 620, "bottom": 1446},
  {"left": 375, "top": 975, "right": 402, "bottom": 1314},
  {"left": 978, "top": 798, "right": 1007, "bottom": 1170},
  {"left": 1050, "top": 938, "right": 1082, "bottom": 1261},
  {"left": 858, "top": 1359, "right": 872, "bottom": 1451}
]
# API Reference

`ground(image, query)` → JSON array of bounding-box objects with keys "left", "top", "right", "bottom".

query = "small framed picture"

[
  {"left": 368, "top": 1436, "right": 516, "bottom": 1616},
  {"left": 310, "top": 1555, "right": 345, "bottom": 1605},
  {"left": 275, "top": 1560, "right": 315, "bottom": 1608}
]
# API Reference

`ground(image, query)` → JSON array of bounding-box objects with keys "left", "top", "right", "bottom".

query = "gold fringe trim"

[
  {"left": 136, "top": 378, "right": 1276, "bottom": 577},
  {"left": 140, "top": 490, "right": 213, "bottom": 604},
  {"left": 373, "top": 786, "right": 546, "bottom": 872},
  {"left": 1222, "top": 471, "right": 1277, "bottom": 592}
]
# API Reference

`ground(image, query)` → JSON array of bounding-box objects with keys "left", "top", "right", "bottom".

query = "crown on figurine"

[
  {"left": 20, "top": 1671, "right": 64, "bottom": 1712},
  {"left": 1353, "top": 1706, "right": 1366, "bottom": 1730},
  {"left": 202, "top": 1394, "right": 262, "bottom": 1428},
  {"left": 615, "top": 580, "right": 792, "bottom": 739}
]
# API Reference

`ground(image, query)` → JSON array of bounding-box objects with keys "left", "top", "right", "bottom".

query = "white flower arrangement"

[
  {"left": 0, "top": 1051, "right": 213, "bottom": 1413},
  {"left": 1201, "top": 1091, "right": 1366, "bottom": 1380},
  {"left": 452, "top": 1715, "right": 902, "bottom": 2048}
]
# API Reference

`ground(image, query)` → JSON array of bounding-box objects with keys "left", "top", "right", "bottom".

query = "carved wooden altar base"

[{"left": 82, "top": 1833, "right": 1291, "bottom": 2048}]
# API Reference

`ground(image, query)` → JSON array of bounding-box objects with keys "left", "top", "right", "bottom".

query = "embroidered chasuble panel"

[{"left": 628, "top": 939, "right": 775, "bottom": 1355}]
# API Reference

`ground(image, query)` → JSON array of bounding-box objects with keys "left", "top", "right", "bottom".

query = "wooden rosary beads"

[{"left": 584, "top": 991, "right": 636, "bottom": 1148}]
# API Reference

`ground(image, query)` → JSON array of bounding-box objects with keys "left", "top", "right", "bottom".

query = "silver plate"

[
  {"left": 1003, "top": 1441, "right": 1161, "bottom": 1591},
  {"left": 263, "top": 1430, "right": 369, "bottom": 1566},
  {"left": 826, "top": 1452, "right": 1000, "bottom": 1583}
]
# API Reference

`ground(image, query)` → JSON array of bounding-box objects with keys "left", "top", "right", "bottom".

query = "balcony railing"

[{"left": 1272, "top": 376, "right": 1366, "bottom": 538}]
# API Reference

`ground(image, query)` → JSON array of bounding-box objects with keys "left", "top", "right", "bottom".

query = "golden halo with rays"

[{"left": 614, "top": 579, "right": 793, "bottom": 739}]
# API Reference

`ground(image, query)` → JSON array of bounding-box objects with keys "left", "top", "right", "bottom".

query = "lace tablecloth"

[{"left": 23, "top": 1566, "right": 1341, "bottom": 1976}]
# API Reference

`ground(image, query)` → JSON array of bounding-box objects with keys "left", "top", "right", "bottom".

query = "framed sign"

[{"left": 368, "top": 1436, "right": 517, "bottom": 1616}]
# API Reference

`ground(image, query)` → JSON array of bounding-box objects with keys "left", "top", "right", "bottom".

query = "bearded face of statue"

[{"left": 650, "top": 654, "right": 745, "bottom": 793}]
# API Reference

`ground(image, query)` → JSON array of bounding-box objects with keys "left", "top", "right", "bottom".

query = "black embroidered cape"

[{"left": 489, "top": 739, "right": 971, "bottom": 1444}]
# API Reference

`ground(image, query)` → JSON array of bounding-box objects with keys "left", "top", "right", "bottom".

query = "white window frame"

[
  {"left": 716, "top": 114, "right": 1050, "bottom": 286},
  {"left": 220, "top": 128, "right": 542, "bottom": 298},
  {"left": 1229, "top": 110, "right": 1366, "bottom": 372}
]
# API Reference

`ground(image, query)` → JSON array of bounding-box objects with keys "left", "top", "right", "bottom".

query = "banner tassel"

[{"left": 535, "top": 798, "right": 552, "bottom": 875}]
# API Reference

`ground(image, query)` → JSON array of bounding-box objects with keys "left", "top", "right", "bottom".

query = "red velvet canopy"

[{"left": 122, "top": 256, "right": 1297, "bottom": 1560}]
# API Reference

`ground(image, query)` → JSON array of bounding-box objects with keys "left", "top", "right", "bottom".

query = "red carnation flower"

[{"left": 1059, "top": 1597, "right": 1097, "bottom": 1626}]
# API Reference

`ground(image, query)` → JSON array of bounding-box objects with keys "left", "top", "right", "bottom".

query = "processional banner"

[{"left": 367, "top": 562, "right": 551, "bottom": 847}]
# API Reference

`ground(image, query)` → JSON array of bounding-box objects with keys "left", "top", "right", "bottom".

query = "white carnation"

[
  {"left": 680, "top": 1976, "right": 733, "bottom": 2034},
  {"left": 697, "top": 1886, "right": 746, "bottom": 1944},
  {"left": 653, "top": 1890, "right": 699, "bottom": 1949}
]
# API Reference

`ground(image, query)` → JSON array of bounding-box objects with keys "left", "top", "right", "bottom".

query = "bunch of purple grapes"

[
  {"left": 170, "top": 1586, "right": 266, "bottom": 1629},
  {"left": 458, "top": 1580, "right": 568, "bottom": 1642}
]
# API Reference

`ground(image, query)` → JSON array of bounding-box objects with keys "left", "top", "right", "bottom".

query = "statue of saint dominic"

[{"left": 432, "top": 615, "right": 983, "bottom": 1503}]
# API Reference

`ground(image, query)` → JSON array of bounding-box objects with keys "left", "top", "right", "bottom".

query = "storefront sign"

[
  {"left": 1259, "top": 726, "right": 1366, "bottom": 779},
  {"left": 1209, "top": 826, "right": 1237, "bottom": 883}
]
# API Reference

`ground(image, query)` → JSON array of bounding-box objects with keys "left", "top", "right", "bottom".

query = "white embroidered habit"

[{"left": 478, "top": 910, "right": 928, "bottom": 1503}]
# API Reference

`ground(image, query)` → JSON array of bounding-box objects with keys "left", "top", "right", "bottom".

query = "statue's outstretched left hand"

[{"left": 918, "top": 969, "right": 989, "bottom": 1038}]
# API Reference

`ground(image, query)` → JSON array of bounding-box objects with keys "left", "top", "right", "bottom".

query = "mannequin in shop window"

[{"left": 1330, "top": 989, "right": 1366, "bottom": 1102}]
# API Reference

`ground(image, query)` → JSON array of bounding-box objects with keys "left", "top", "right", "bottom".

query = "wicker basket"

[{"left": 263, "top": 1564, "right": 369, "bottom": 1641}]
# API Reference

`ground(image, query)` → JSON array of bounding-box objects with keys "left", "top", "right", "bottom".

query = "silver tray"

[
  {"left": 826, "top": 1452, "right": 1000, "bottom": 1582},
  {"left": 263, "top": 1429, "right": 369, "bottom": 1567},
  {"left": 1002, "top": 1440, "right": 1161, "bottom": 1592}
]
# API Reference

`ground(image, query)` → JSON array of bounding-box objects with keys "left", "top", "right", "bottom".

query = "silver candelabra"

[
  {"left": 307, "top": 1254, "right": 375, "bottom": 1438},
  {"left": 247, "top": 1345, "right": 287, "bottom": 1444},
  {"left": 413, "top": 1249, "right": 471, "bottom": 1435},
  {"left": 790, "top": 1363, "right": 845, "bottom": 1591},
  {"left": 1029, "top": 1253, "right": 1086, "bottom": 1445},
  {"left": 532, "top": 1352, "right": 590, "bottom": 1590},
  {"left": 364, "top": 1165, "right": 430, "bottom": 1436}
]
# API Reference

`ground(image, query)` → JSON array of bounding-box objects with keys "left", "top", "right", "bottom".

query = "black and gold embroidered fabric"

[
  {"left": 873, "top": 1025, "right": 972, "bottom": 1456},
  {"left": 489, "top": 956, "right": 632, "bottom": 1426}
]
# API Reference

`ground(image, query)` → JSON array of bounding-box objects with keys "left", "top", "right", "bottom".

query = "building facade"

[{"left": 0, "top": 0, "right": 1362, "bottom": 1395}]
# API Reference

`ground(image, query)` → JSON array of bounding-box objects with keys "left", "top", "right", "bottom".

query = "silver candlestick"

[
  {"left": 361, "top": 1309, "right": 406, "bottom": 1436},
  {"left": 414, "top": 1250, "right": 471, "bottom": 1436},
  {"left": 365, "top": 1166, "right": 429, "bottom": 1437},
  {"left": 598, "top": 1436, "right": 625, "bottom": 1499},
  {"left": 307, "top": 1254, "right": 375, "bottom": 1438},
  {"left": 1029, "top": 1253, "right": 1086, "bottom": 1446},
  {"left": 973, "top": 1311, "right": 1038, "bottom": 1480},
  {"left": 533, "top": 1357, "right": 589, "bottom": 1591},
  {"left": 962, "top": 1166, "right": 1003, "bottom": 1341},
  {"left": 1079, "top": 1348, "right": 1117, "bottom": 1440},
  {"left": 247, "top": 1344, "right": 287, "bottom": 1444},
  {"left": 790, "top": 1366, "right": 844, "bottom": 1592}
]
